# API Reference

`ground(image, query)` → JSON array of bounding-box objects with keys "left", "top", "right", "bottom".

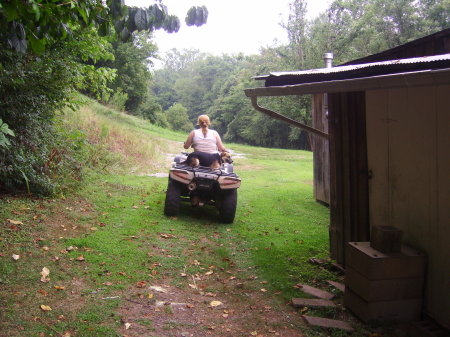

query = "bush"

[{"left": 108, "top": 88, "right": 128, "bottom": 112}]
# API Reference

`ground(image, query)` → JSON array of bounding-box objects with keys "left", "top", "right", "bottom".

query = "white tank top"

[{"left": 192, "top": 128, "right": 219, "bottom": 153}]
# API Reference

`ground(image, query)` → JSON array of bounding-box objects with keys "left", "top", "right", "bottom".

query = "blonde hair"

[{"left": 197, "top": 115, "right": 211, "bottom": 126}]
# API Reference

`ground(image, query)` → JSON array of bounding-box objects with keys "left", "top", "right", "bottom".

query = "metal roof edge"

[
  {"left": 262, "top": 54, "right": 450, "bottom": 79},
  {"left": 244, "top": 68, "right": 450, "bottom": 97}
]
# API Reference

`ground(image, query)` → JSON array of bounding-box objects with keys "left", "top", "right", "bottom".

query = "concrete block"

[
  {"left": 344, "top": 287, "right": 422, "bottom": 323},
  {"left": 302, "top": 315, "right": 354, "bottom": 331},
  {"left": 296, "top": 283, "right": 335, "bottom": 300},
  {"left": 292, "top": 298, "right": 336, "bottom": 308},
  {"left": 327, "top": 280, "right": 345, "bottom": 292},
  {"left": 370, "top": 225, "right": 402, "bottom": 253},
  {"left": 346, "top": 242, "right": 426, "bottom": 280},
  {"left": 345, "top": 266, "right": 425, "bottom": 301}
]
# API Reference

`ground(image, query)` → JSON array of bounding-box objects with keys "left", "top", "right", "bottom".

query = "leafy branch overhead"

[{"left": 0, "top": 0, "right": 209, "bottom": 54}]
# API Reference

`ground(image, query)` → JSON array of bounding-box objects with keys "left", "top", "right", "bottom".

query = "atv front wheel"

[
  {"left": 218, "top": 189, "right": 237, "bottom": 223},
  {"left": 164, "top": 179, "right": 181, "bottom": 216}
]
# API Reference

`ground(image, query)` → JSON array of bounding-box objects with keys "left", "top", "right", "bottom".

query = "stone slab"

[
  {"left": 302, "top": 315, "right": 354, "bottom": 331},
  {"left": 344, "top": 287, "right": 422, "bottom": 323},
  {"left": 345, "top": 266, "right": 424, "bottom": 301},
  {"left": 346, "top": 242, "right": 426, "bottom": 280},
  {"left": 292, "top": 298, "right": 335, "bottom": 308},
  {"left": 297, "top": 284, "right": 335, "bottom": 300},
  {"left": 327, "top": 280, "right": 345, "bottom": 292}
]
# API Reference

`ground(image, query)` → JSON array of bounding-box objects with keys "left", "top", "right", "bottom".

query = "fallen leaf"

[
  {"left": 147, "top": 293, "right": 153, "bottom": 299},
  {"left": 42, "top": 246, "right": 49, "bottom": 251},
  {"left": 54, "top": 286, "right": 65, "bottom": 290},
  {"left": 40, "top": 267, "right": 50, "bottom": 283},
  {"left": 159, "top": 233, "right": 176, "bottom": 239},
  {"left": 40, "top": 305, "right": 52, "bottom": 311},
  {"left": 136, "top": 281, "right": 146, "bottom": 288},
  {"left": 204, "top": 271, "right": 214, "bottom": 276},
  {"left": 149, "top": 285, "right": 168, "bottom": 293},
  {"left": 104, "top": 281, "right": 113, "bottom": 286},
  {"left": 188, "top": 284, "right": 198, "bottom": 290},
  {"left": 76, "top": 255, "right": 85, "bottom": 261},
  {"left": 180, "top": 273, "right": 187, "bottom": 277},
  {"left": 209, "top": 300, "right": 222, "bottom": 307},
  {"left": 12, "top": 254, "right": 20, "bottom": 261},
  {"left": 7, "top": 219, "right": 23, "bottom": 225},
  {"left": 125, "top": 322, "right": 131, "bottom": 329},
  {"left": 186, "top": 303, "right": 194, "bottom": 308},
  {"left": 38, "top": 289, "right": 48, "bottom": 296},
  {"left": 251, "top": 332, "right": 258, "bottom": 336},
  {"left": 62, "top": 332, "right": 71, "bottom": 337},
  {"left": 260, "top": 288, "right": 267, "bottom": 292}
]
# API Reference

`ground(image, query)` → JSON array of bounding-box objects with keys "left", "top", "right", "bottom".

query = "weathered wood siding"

[
  {"left": 328, "top": 92, "right": 370, "bottom": 264},
  {"left": 365, "top": 84, "right": 450, "bottom": 328},
  {"left": 312, "top": 94, "right": 330, "bottom": 205}
]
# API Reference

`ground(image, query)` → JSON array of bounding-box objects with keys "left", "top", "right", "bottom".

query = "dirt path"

[{"left": 118, "top": 279, "right": 305, "bottom": 337}]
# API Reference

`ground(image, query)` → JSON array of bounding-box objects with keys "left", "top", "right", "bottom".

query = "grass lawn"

[{"left": 0, "top": 103, "right": 397, "bottom": 337}]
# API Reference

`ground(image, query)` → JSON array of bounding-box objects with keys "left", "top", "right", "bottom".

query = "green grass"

[{"left": 0, "top": 100, "right": 396, "bottom": 337}]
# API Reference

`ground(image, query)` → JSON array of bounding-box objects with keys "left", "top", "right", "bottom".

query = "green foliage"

[
  {"left": 107, "top": 32, "right": 157, "bottom": 111},
  {"left": 0, "top": 23, "right": 117, "bottom": 195},
  {"left": 185, "top": 6, "right": 209, "bottom": 27},
  {"left": 136, "top": 94, "right": 169, "bottom": 128},
  {"left": 0, "top": 0, "right": 207, "bottom": 54},
  {"left": 108, "top": 88, "right": 129, "bottom": 111},
  {"left": 165, "top": 103, "right": 193, "bottom": 132},
  {"left": 0, "top": 118, "right": 15, "bottom": 148}
]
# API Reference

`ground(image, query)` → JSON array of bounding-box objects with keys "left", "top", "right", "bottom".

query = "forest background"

[{"left": 0, "top": 0, "right": 449, "bottom": 195}]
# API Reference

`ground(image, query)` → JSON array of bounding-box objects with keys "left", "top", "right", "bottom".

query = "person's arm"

[
  {"left": 215, "top": 131, "right": 226, "bottom": 152},
  {"left": 184, "top": 130, "right": 194, "bottom": 149}
]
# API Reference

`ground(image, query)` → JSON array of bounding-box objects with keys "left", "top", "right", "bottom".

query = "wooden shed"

[{"left": 244, "top": 29, "right": 450, "bottom": 329}]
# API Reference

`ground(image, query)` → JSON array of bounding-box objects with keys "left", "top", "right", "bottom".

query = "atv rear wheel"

[
  {"left": 164, "top": 179, "right": 181, "bottom": 216},
  {"left": 218, "top": 189, "right": 237, "bottom": 223}
]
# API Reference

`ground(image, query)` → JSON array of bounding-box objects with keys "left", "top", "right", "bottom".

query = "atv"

[{"left": 164, "top": 152, "right": 241, "bottom": 223}]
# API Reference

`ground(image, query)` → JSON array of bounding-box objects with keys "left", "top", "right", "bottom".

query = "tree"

[
  {"left": 166, "top": 103, "right": 192, "bottom": 132},
  {"left": 108, "top": 32, "right": 157, "bottom": 111},
  {"left": 0, "top": 1, "right": 208, "bottom": 54}
]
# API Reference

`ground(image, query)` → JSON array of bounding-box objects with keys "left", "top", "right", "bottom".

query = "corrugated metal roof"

[
  {"left": 256, "top": 54, "right": 450, "bottom": 80},
  {"left": 255, "top": 54, "right": 450, "bottom": 87}
]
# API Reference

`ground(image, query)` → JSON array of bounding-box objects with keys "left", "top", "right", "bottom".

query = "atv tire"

[
  {"left": 164, "top": 179, "right": 181, "bottom": 216},
  {"left": 218, "top": 189, "right": 237, "bottom": 223}
]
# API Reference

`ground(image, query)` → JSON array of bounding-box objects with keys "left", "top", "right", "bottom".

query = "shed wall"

[
  {"left": 312, "top": 94, "right": 330, "bottom": 205},
  {"left": 365, "top": 84, "right": 450, "bottom": 328}
]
